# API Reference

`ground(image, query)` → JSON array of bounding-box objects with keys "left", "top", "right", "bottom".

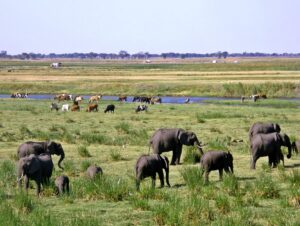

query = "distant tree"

[
  {"left": 222, "top": 51, "right": 228, "bottom": 59},
  {"left": 217, "top": 51, "right": 222, "bottom": 59},
  {"left": 119, "top": 50, "right": 130, "bottom": 59}
]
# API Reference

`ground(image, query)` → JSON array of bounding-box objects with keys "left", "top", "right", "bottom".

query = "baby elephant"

[
  {"left": 200, "top": 151, "right": 233, "bottom": 183},
  {"left": 55, "top": 175, "right": 70, "bottom": 195},
  {"left": 86, "top": 165, "right": 103, "bottom": 179},
  {"left": 135, "top": 154, "right": 170, "bottom": 191}
]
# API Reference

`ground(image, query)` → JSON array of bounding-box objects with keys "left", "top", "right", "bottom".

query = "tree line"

[{"left": 0, "top": 50, "right": 300, "bottom": 60}]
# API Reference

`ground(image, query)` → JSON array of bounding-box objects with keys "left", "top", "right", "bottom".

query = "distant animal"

[
  {"left": 135, "top": 105, "right": 148, "bottom": 113},
  {"left": 259, "top": 94, "right": 267, "bottom": 99},
  {"left": 132, "top": 96, "right": 141, "bottom": 102},
  {"left": 50, "top": 103, "right": 59, "bottom": 111},
  {"left": 149, "top": 128, "right": 203, "bottom": 165},
  {"left": 104, "top": 104, "right": 115, "bottom": 113},
  {"left": 55, "top": 175, "right": 70, "bottom": 195},
  {"left": 86, "top": 165, "right": 103, "bottom": 179},
  {"left": 54, "top": 94, "right": 72, "bottom": 102},
  {"left": 11, "top": 92, "right": 29, "bottom": 98},
  {"left": 61, "top": 104, "right": 69, "bottom": 112},
  {"left": 86, "top": 103, "right": 98, "bottom": 112},
  {"left": 184, "top": 98, "right": 190, "bottom": 104},
  {"left": 17, "top": 153, "right": 54, "bottom": 196},
  {"left": 135, "top": 154, "right": 170, "bottom": 191},
  {"left": 17, "top": 140, "right": 65, "bottom": 170},
  {"left": 133, "top": 96, "right": 151, "bottom": 104},
  {"left": 241, "top": 96, "right": 245, "bottom": 103},
  {"left": 50, "top": 62, "right": 62, "bottom": 68},
  {"left": 118, "top": 95, "right": 127, "bottom": 102},
  {"left": 200, "top": 151, "right": 234, "bottom": 183},
  {"left": 71, "top": 104, "right": 80, "bottom": 112},
  {"left": 74, "top": 95, "right": 84, "bottom": 103},
  {"left": 150, "top": 97, "right": 162, "bottom": 104},
  {"left": 89, "top": 95, "right": 102, "bottom": 103}
]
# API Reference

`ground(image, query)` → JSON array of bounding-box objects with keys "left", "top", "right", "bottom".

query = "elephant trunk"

[
  {"left": 165, "top": 166, "right": 170, "bottom": 187},
  {"left": 287, "top": 145, "right": 292, "bottom": 159},
  {"left": 195, "top": 138, "right": 204, "bottom": 155},
  {"left": 58, "top": 151, "right": 65, "bottom": 170}
]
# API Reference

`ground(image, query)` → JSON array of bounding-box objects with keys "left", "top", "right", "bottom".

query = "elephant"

[
  {"left": 250, "top": 133, "right": 292, "bottom": 169},
  {"left": 17, "top": 154, "right": 54, "bottom": 196},
  {"left": 55, "top": 175, "right": 70, "bottom": 195},
  {"left": 291, "top": 141, "right": 300, "bottom": 154},
  {"left": 149, "top": 128, "right": 203, "bottom": 165},
  {"left": 17, "top": 141, "right": 65, "bottom": 170},
  {"left": 200, "top": 151, "right": 233, "bottom": 183},
  {"left": 135, "top": 154, "right": 170, "bottom": 191},
  {"left": 249, "top": 122, "right": 281, "bottom": 142},
  {"left": 86, "top": 165, "right": 103, "bottom": 179}
]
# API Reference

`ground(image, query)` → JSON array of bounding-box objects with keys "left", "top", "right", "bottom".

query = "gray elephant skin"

[
  {"left": 292, "top": 141, "right": 300, "bottom": 154},
  {"left": 200, "top": 151, "right": 233, "bottom": 183},
  {"left": 250, "top": 133, "right": 292, "bottom": 169},
  {"left": 149, "top": 128, "right": 203, "bottom": 165},
  {"left": 17, "top": 154, "right": 54, "bottom": 195},
  {"left": 17, "top": 141, "right": 65, "bottom": 170},
  {"left": 55, "top": 175, "right": 70, "bottom": 195},
  {"left": 86, "top": 165, "right": 103, "bottom": 179},
  {"left": 135, "top": 154, "right": 170, "bottom": 191},
  {"left": 249, "top": 122, "right": 281, "bottom": 141}
]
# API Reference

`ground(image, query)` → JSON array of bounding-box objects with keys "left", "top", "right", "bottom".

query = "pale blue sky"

[{"left": 1, "top": 0, "right": 299, "bottom": 54}]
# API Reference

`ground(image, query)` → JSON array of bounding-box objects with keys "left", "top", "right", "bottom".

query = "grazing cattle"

[
  {"left": 50, "top": 62, "right": 62, "bottom": 68},
  {"left": 250, "top": 94, "right": 259, "bottom": 102},
  {"left": 133, "top": 96, "right": 140, "bottom": 102},
  {"left": 86, "top": 104, "right": 98, "bottom": 112},
  {"left": 150, "top": 97, "right": 162, "bottom": 104},
  {"left": 61, "top": 104, "right": 69, "bottom": 112},
  {"left": 89, "top": 95, "right": 102, "bottom": 103},
  {"left": 50, "top": 103, "right": 59, "bottom": 111},
  {"left": 241, "top": 96, "right": 245, "bottom": 103},
  {"left": 11, "top": 92, "right": 29, "bottom": 98},
  {"left": 118, "top": 95, "right": 127, "bottom": 102},
  {"left": 104, "top": 104, "right": 115, "bottom": 113},
  {"left": 259, "top": 94, "right": 267, "bottom": 99},
  {"left": 54, "top": 94, "right": 72, "bottom": 102},
  {"left": 71, "top": 104, "right": 80, "bottom": 112},
  {"left": 135, "top": 105, "right": 148, "bottom": 113},
  {"left": 133, "top": 96, "right": 151, "bottom": 104},
  {"left": 74, "top": 95, "right": 84, "bottom": 103}
]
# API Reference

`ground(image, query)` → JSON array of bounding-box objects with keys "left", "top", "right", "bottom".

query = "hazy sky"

[{"left": 1, "top": 0, "right": 300, "bottom": 54}]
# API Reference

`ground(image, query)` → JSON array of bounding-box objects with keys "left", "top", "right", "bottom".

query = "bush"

[{"left": 77, "top": 146, "right": 92, "bottom": 157}]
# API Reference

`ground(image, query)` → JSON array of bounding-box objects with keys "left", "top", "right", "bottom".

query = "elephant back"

[{"left": 17, "top": 141, "right": 47, "bottom": 159}]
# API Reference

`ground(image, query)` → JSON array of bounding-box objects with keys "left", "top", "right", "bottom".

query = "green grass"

[{"left": 0, "top": 60, "right": 300, "bottom": 225}]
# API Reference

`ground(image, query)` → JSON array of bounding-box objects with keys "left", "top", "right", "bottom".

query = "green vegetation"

[{"left": 0, "top": 59, "right": 300, "bottom": 225}]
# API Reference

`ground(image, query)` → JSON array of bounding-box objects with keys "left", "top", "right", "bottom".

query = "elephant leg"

[
  {"left": 204, "top": 170, "right": 209, "bottom": 184},
  {"left": 219, "top": 169, "right": 223, "bottom": 181},
  {"left": 251, "top": 155, "right": 259, "bottom": 169},
  {"left": 170, "top": 151, "right": 177, "bottom": 165},
  {"left": 59, "top": 185, "right": 64, "bottom": 195},
  {"left": 151, "top": 174, "right": 156, "bottom": 188},
  {"left": 66, "top": 182, "right": 70, "bottom": 194},
  {"left": 158, "top": 169, "right": 164, "bottom": 188},
  {"left": 36, "top": 182, "right": 41, "bottom": 196},
  {"left": 175, "top": 148, "right": 182, "bottom": 165},
  {"left": 24, "top": 176, "right": 29, "bottom": 192}
]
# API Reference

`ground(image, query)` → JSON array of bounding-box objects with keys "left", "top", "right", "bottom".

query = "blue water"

[{"left": 0, "top": 94, "right": 299, "bottom": 104}]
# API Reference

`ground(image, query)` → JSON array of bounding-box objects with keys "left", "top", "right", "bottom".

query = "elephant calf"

[
  {"left": 292, "top": 141, "right": 300, "bottom": 154},
  {"left": 200, "top": 151, "right": 233, "bottom": 183},
  {"left": 86, "top": 165, "right": 103, "bottom": 179},
  {"left": 55, "top": 175, "right": 70, "bottom": 195},
  {"left": 135, "top": 154, "right": 170, "bottom": 191}
]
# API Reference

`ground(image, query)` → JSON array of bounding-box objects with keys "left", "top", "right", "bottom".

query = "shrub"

[
  {"left": 77, "top": 146, "right": 92, "bottom": 157},
  {"left": 183, "top": 146, "right": 202, "bottom": 164}
]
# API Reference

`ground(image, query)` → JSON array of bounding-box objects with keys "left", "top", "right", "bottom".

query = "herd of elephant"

[{"left": 16, "top": 123, "right": 299, "bottom": 196}]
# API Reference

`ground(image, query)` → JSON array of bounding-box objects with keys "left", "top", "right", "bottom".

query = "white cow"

[
  {"left": 62, "top": 104, "right": 69, "bottom": 112},
  {"left": 50, "top": 62, "right": 62, "bottom": 68}
]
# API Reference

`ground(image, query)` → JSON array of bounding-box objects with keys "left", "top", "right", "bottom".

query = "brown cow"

[
  {"left": 89, "top": 95, "right": 102, "bottom": 103},
  {"left": 54, "top": 94, "right": 72, "bottom": 102},
  {"left": 150, "top": 97, "right": 162, "bottom": 104},
  {"left": 71, "top": 104, "right": 80, "bottom": 112},
  {"left": 86, "top": 104, "right": 98, "bottom": 112}
]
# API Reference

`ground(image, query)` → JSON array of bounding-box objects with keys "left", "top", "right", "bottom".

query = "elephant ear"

[
  {"left": 178, "top": 130, "right": 188, "bottom": 145},
  {"left": 27, "top": 156, "right": 40, "bottom": 175},
  {"left": 274, "top": 123, "right": 281, "bottom": 133}
]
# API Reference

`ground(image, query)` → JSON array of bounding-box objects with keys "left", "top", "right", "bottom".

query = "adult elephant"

[
  {"left": 17, "top": 141, "right": 65, "bottom": 170},
  {"left": 249, "top": 122, "right": 281, "bottom": 142},
  {"left": 17, "top": 154, "right": 54, "bottom": 196},
  {"left": 149, "top": 128, "right": 203, "bottom": 165},
  {"left": 250, "top": 133, "right": 292, "bottom": 169}
]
